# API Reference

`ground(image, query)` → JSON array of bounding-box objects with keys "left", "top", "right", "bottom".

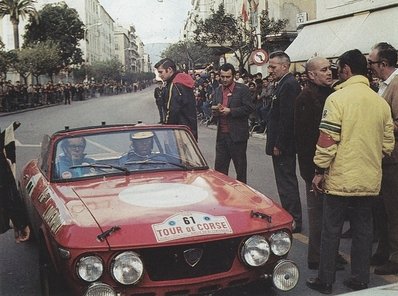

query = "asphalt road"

[{"left": 0, "top": 86, "right": 396, "bottom": 295}]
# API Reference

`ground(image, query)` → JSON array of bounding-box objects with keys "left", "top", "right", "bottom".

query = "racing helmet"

[{"left": 130, "top": 131, "right": 154, "bottom": 157}]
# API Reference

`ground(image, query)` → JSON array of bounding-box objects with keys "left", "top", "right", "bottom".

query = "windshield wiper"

[
  {"left": 97, "top": 225, "right": 121, "bottom": 242},
  {"left": 124, "top": 159, "right": 192, "bottom": 170},
  {"left": 69, "top": 163, "right": 130, "bottom": 174}
]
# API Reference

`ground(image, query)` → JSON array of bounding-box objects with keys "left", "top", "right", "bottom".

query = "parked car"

[{"left": 19, "top": 123, "right": 299, "bottom": 296}]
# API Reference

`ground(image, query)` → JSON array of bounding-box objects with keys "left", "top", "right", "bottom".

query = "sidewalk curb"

[{"left": 0, "top": 102, "right": 63, "bottom": 117}]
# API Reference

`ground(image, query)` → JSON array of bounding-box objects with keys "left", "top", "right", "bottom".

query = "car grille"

[{"left": 141, "top": 237, "right": 242, "bottom": 281}]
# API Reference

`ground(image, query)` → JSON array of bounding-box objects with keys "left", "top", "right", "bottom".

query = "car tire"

[{"left": 38, "top": 235, "right": 64, "bottom": 296}]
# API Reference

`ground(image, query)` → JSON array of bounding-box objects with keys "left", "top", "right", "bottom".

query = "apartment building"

[{"left": 286, "top": 0, "right": 398, "bottom": 63}]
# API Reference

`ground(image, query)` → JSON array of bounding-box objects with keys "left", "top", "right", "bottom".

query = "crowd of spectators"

[
  {"left": 193, "top": 68, "right": 276, "bottom": 134},
  {"left": 0, "top": 79, "right": 152, "bottom": 112}
]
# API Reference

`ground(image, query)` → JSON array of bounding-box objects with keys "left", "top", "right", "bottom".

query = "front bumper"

[{"left": 83, "top": 259, "right": 299, "bottom": 296}]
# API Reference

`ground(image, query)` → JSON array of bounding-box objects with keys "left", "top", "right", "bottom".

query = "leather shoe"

[
  {"left": 370, "top": 253, "right": 389, "bottom": 266},
  {"left": 374, "top": 261, "right": 398, "bottom": 275},
  {"left": 343, "top": 278, "right": 368, "bottom": 290},
  {"left": 306, "top": 278, "right": 332, "bottom": 294}
]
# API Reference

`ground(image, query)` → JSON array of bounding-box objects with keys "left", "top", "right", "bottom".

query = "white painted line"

[{"left": 15, "top": 139, "right": 41, "bottom": 148}]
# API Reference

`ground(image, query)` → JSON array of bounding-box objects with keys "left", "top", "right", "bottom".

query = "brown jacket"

[{"left": 382, "top": 74, "right": 398, "bottom": 164}]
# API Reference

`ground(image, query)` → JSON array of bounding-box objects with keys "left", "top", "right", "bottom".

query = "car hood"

[{"left": 66, "top": 171, "right": 291, "bottom": 247}]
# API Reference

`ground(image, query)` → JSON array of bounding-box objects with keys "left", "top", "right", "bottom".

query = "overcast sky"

[{"left": 100, "top": 0, "right": 192, "bottom": 44}]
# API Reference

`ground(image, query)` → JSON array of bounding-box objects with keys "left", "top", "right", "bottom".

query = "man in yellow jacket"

[{"left": 306, "top": 49, "right": 394, "bottom": 294}]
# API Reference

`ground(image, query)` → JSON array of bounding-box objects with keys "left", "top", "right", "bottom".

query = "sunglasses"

[
  {"left": 367, "top": 60, "right": 383, "bottom": 66},
  {"left": 68, "top": 144, "right": 84, "bottom": 149}
]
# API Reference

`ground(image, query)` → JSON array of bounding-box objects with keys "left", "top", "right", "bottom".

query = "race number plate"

[{"left": 152, "top": 211, "right": 233, "bottom": 242}]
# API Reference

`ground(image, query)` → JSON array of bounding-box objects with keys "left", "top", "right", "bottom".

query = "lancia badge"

[{"left": 183, "top": 248, "right": 203, "bottom": 267}]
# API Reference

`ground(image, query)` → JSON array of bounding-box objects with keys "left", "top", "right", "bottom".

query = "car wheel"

[{"left": 38, "top": 236, "right": 64, "bottom": 296}]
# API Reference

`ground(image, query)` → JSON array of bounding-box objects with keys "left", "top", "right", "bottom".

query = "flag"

[
  {"left": 0, "top": 121, "right": 26, "bottom": 234},
  {"left": 242, "top": 0, "right": 248, "bottom": 23},
  {"left": 2, "top": 121, "right": 20, "bottom": 178}
]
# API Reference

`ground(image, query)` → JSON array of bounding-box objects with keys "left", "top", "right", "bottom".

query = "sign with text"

[{"left": 152, "top": 212, "right": 233, "bottom": 242}]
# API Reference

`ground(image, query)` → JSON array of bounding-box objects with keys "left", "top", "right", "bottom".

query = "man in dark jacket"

[
  {"left": 153, "top": 80, "right": 166, "bottom": 123},
  {"left": 0, "top": 123, "right": 30, "bottom": 242},
  {"left": 295, "top": 57, "right": 334, "bottom": 269},
  {"left": 155, "top": 58, "right": 198, "bottom": 140},
  {"left": 266, "top": 51, "right": 302, "bottom": 233},
  {"left": 211, "top": 63, "right": 254, "bottom": 183}
]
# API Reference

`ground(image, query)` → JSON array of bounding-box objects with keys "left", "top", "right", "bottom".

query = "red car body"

[{"left": 20, "top": 124, "right": 299, "bottom": 296}]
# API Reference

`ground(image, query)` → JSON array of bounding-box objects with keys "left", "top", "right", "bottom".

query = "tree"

[
  {"left": 194, "top": 3, "right": 288, "bottom": 72},
  {"left": 0, "top": 40, "right": 14, "bottom": 78},
  {"left": 259, "top": 10, "right": 289, "bottom": 53},
  {"left": 89, "top": 58, "right": 123, "bottom": 82},
  {"left": 194, "top": 4, "right": 255, "bottom": 72},
  {"left": 0, "top": 0, "right": 38, "bottom": 49},
  {"left": 12, "top": 41, "right": 61, "bottom": 83},
  {"left": 162, "top": 41, "right": 219, "bottom": 72},
  {"left": 23, "top": 2, "right": 84, "bottom": 70}
]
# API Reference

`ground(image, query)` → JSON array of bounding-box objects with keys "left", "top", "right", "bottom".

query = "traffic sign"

[{"left": 251, "top": 49, "right": 269, "bottom": 66}]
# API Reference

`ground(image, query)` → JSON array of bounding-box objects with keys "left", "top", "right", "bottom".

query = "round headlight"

[
  {"left": 270, "top": 231, "right": 291, "bottom": 256},
  {"left": 77, "top": 255, "right": 103, "bottom": 282},
  {"left": 272, "top": 260, "right": 299, "bottom": 291},
  {"left": 111, "top": 251, "right": 143, "bottom": 285},
  {"left": 84, "top": 283, "right": 116, "bottom": 296},
  {"left": 240, "top": 235, "right": 270, "bottom": 266}
]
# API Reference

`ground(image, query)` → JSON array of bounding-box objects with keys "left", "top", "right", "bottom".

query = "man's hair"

[
  {"left": 372, "top": 42, "right": 397, "bottom": 67},
  {"left": 338, "top": 49, "right": 368, "bottom": 76},
  {"left": 61, "top": 137, "right": 86, "bottom": 151},
  {"left": 269, "top": 51, "right": 291, "bottom": 65},
  {"left": 305, "top": 56, "right": 329, "bottom": 73},
  {"left": 154, "top": 58, "right": 177, "bottom": 72},
  {"left": 219, "top": 63, "right": 236, "bottom": 75}
]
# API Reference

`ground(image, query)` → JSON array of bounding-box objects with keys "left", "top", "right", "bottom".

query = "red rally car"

[{"left": 19, "top": 123, "right": 299, "bottom": 296}]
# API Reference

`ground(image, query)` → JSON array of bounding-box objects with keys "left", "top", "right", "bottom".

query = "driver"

[
  {"left": 125, "top": 131, "right": 155, "bottom": 161},
  {"left": 56, "top": 137, "right": 94, "bottom": 179}
]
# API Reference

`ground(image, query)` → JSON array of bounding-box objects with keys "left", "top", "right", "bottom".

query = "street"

[{"left": 0, "top": 86, "right": 396, "bottom": 296}]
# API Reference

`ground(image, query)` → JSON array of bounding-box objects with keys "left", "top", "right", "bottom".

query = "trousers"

[
  {"left": 319, "top": 195, "right": 373, "bottom": 284},
  {"left": 306, "top": 181, "right": 323, "bottom": 264},
  {"left": 272, "top": 154, "right": 302, "bottom": 227},
  {"left": 374, "top": 163, "right": 398, "bottom": 262},
  {"left": 214, "top": 133, "right": 248, "bottom": 183}
]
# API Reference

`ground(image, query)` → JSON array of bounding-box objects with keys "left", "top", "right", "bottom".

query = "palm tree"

[{"left": 0, "top": 0, "right": 38, "bottom": 49}]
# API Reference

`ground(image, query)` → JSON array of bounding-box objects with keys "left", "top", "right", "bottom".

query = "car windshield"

[{"left": 52, "top": 128, "right": 208, "bottom": 181}]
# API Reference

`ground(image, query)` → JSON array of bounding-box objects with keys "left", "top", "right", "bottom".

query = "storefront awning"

[{"left": 285, "top": 6, "right": 398, "bottom": 62}]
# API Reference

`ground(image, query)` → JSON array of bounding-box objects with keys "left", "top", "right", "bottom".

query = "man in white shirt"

[{"left": 368, "top": 42, "right": 398, "bottom": 275}]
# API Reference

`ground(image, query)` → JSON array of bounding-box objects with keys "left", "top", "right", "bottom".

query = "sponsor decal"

[
  {"left": 26, "top": 174, "right": 42, "bottom": 197},
  {"left": 43, "top": 205, "right": 64, "bottom": 235},
  {"left": 61, "top": 171, "right": 72, "bottom": 179},
  {"left": 36, "top": 186, "right": 64, "bottom": 234},
  {"left": 152, "top": 211, "right": 233, "bottom": 242},
  {"left": 38, "top": 187, "right": 53, "bottom": 204}
]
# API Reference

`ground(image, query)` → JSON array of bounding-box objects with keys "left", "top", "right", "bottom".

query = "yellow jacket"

[{"left": 314, "top": 75, "right": 395, "bottom": 196}]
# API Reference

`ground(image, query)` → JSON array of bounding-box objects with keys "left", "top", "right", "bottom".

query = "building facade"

[
  {"left": 0, "top": 0, "right": 151, "bottom": 76},
  {"left": 286, "top": 0, "right": 398, "bottom": 64},
  {"left": 183, "top": 0, "right": 315, "bottom": 73}
]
